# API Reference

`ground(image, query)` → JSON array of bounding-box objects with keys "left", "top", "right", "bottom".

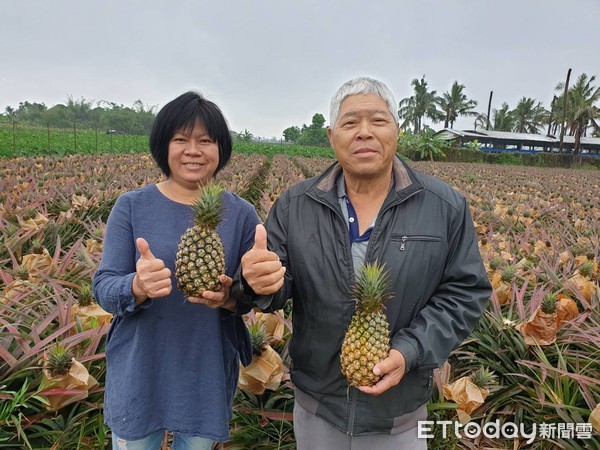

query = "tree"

[
  {"left": 283, "top": 126, "right": 301, "bottom": 143},
  {"left": 398, "top": 76, "right": 442, "bottom": 133},
  {"left": 511, "top": 97, "right": 547, "bottom": 134},
  {"left": 492, "top": 103, "right": 515, "bottom": 132},
  {"left": 437, "top": 81, "right": 478, "bottom": 129},
  {"left": 555, "top": 73, "right": 600, "bottom": 154},
  {"left": 282, "top": 113, "right": 329, "bottom": 146},
  {"left": 414, "top": 126, "right": 449, "bottom": 161},
  {"left": 66, "top": 96, "right": 95, "bottom": 123},
  {"left": 237, "top": 129, "right": 254, "bottom": 142},
  {"left": 473, "top": 113, "right": 488, "bottom": 130}
]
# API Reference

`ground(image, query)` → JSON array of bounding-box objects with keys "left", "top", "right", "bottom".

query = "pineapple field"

[{"left": 1, "top": 152, "right": 599, "bottom": 449}]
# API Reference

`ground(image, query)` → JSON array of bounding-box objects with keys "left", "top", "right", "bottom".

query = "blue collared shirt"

[{"left": 336, "top": 173, "right": 393, "bottom": 278}]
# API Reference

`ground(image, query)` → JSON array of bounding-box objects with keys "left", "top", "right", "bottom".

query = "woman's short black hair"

[{"left": 149, "top": 91, "right": 232, "bottom": 177}]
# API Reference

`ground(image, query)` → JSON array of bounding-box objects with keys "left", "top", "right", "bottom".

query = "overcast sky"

[{"left": 2, "top": 0, "right": 599, "bottom": 138}]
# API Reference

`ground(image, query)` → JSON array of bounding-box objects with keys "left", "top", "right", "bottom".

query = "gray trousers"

[{"left": 293, "top": 400, "right": 428, "bottom": 450}]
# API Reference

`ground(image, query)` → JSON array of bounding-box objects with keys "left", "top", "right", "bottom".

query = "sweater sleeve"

[
  {"left": 93, "top": 194, "right": 152, "bottom": 316},
  {"left": 390, "top": 197, "right": 491, "bottom": 371}
]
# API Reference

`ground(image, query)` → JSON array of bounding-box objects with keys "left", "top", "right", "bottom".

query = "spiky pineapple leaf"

[
  {"left": 353, "top": 261, "right": 393, "bottom": 313},
  {"left": 191, "top": 182, "right": 225, "bottom": 230}
]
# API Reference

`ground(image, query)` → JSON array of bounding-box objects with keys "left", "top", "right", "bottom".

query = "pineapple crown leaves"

[
  {"left": 352, "top": 261, "right": 393, "bottom": 313},
  {"left": 191, "top": 182, "right": 225, "bottom": 230},
  {"left": 541, "top": 292, "right": 558, "bottom": 314},
  {"left": 45, "top": 342, "right": 74, "bottom": 377},
  {"left": 500, "top": 264, "right": 517, "bottom": 282},
  {"left": 76, "top": 284, "right": 95, "bottom": 307},
  {"left": 488, "top": 257, "right": 504, "bottom": 271},
  {"left": 471, "top": 366, "right": 498, "bottom": 388},
  {"left": 248, "top": 322, "right": 268, "bottom": 356},
  {"left": 577, "top": 260, "right": 594, "bottom": 278}
]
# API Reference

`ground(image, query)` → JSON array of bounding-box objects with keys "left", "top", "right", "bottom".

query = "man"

[{"left": 233, "top": 77, "right": 491, "bottom": 449}]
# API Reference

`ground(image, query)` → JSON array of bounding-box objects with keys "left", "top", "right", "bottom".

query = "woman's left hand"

[{"left": 187, "top": 274, "right": 236, "bottom": 312}]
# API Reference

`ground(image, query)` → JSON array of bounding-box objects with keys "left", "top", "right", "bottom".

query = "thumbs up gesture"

[
  {"left": 241, "top": 224, "right": 286, "bottom": 295},
  {"left": 132, "top": 237, "right": 172, "bottom": 303}
]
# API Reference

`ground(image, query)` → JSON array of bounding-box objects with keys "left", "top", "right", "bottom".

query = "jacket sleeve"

[
  {"left": 390, "top": 197, "right": 491, "bottom": 371},
  {"left": 232, "top": 190, "right": 294, "bottom": 314}
]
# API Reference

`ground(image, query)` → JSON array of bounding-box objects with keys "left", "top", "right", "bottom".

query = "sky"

[{"left": 2, "top": 0, "right": 600, "bottom": 139}]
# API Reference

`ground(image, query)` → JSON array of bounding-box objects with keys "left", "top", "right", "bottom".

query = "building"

[{"left": 435, "top": 129, "right": 600, "bottom": 157}]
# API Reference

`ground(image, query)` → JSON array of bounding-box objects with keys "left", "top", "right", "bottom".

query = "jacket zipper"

[
  {"left": 365, "top": 188, "right": 423, "bottom": 259},
  {"left": 347, "top": 388, "right": 356, "bottom": 435},
  {"left": 397, "top": 235, "right": 442, "bottom": 251}
]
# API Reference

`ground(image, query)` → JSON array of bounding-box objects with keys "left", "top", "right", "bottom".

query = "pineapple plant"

[
  {"left": 500, "top": 264, "right": 516, "bottom": 283},
  {"left": 540, "top": 292, "right": 558, "bottom": 314},
  {"left": 239, "top": 321, "right": 285, "bottom": 395},
  {"left": 45, "top": 343, "right": 74, "bottom": 377},
  {"left": 175, "top": 182, "right": 226, "bottom": 296},
  {"left": 341, "top": 261, "right": 392, "bottom": 387},
  {"left": 76, "top": 283, "right": 95, "bottom": 307},
  {"left": 471, "top": 366, "right": 497, "bottom": 389},
  {"left": 488, "top": 256, "right": 504, "bottom": 271},
  {"left": 248, "top": 322, "right": 268, "bottom": 357}
]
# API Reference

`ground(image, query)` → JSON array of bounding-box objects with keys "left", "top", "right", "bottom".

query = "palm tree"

[
  {"left": 398, "top": 76, "right": 442, "bottom": 133},
  {"left": 555, "top": 73, "right": 600, "bottom": 154},
  {"left": 511, "top": 97, "right": 548, "bottom": 134},
  {"left": 492, "top": 103, "right": 515, "bottom": 131},
  {"left": 473, "top": 113, "right": 488, "bottom": 130},
  {"left": 437, "top": 81, "right": 478, "bottom": 129}
]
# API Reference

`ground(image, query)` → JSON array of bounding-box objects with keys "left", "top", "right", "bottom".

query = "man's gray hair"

[{"left": 329, "top": 77, "right": 398, "bottom": 130}]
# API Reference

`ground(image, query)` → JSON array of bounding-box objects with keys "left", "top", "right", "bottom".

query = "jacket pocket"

[{"left": 391, "top": 234, "right": 442, "bottom": 251}]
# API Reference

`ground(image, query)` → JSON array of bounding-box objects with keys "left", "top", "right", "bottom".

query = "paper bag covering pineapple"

[
  {"left": 70, "top": 284, "right": 112, "bottom": 330},
  {"left": 490, "top": 264, "right": 516, "bottom": 306},
  {"left": 591, "top": 403, "right": 600, "bottom": 433},
  {"left": 175, "top": 182, "right": 225, "bottom": 296},
  {"left": 341, "top": 261, "right": 391, "bottom": 387},
  {"left": 568, "top": 260, "right": 598, "bottom": 303},
  {"left": 254, "top": 311, "right": 286, "bottom": 344},
  {"left": 40, "top": 343, "right": 98, "bottom": 412},
  {"left": 238, "top": 323, "right": 284, "bottom": 395},
  {"left": 516, "top": 293, "right": 555, "bottom": 346},
  {"left": 443, "top": 367, "right": 497, "bottom": 423}
]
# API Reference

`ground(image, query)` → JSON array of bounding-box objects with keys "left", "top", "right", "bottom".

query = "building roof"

[{"left": 436, "top": 128, "right": 600, "bottom": 148}]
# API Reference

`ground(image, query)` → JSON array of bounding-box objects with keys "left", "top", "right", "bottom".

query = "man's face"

[{"left": 328, "top": 94, "right": 399, "bottom": 180}]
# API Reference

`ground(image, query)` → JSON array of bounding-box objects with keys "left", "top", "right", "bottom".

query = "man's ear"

[{"left": 327, "top": 126, "right": 333, "bottom": 146}]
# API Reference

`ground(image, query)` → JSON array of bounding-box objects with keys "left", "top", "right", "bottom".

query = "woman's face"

[{"left": 167, "top": 121, "right": 219, "bottom": 189}]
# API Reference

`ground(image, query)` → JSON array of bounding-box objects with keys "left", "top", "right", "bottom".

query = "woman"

[{"left": 93, "top": 91, "right": 259, "bottom": 449}]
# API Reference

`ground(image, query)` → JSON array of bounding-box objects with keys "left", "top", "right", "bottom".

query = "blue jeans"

[{"left": 112, "top": 430, "right": 212, "bottom": 450}]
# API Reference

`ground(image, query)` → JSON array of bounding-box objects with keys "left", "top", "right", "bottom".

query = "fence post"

[
  {"left": 47, "top": 123, "right": 51, "bottom": 151},
  {"left": 95, "top": 124, "right": 98, "bottom": 153},
  {"left": 74, "top": 121, "right": 77, "bottom": 152},
  {"left": 12, "top": 116, "right": 16, "bottom": 153}
]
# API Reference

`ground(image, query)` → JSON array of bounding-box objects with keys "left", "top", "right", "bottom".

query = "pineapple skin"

[
  {"left": 340, "top": 310, "right": 390, "bottom": 387},
  {"left": 175, "top": 227, "right": 225, "bottom": 296}
]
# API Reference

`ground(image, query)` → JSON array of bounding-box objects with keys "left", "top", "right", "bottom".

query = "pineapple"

[
  {"left": 471, "top": 366, "right": 497, "bottom": 389},
  {"left": 248, "top": 322, "right": 268, "bottom": 357},
  {"left": 45, "top": 343, "right": 74, "bottom": 377},
  {"left": 500, "top": 265, "right": 516, "bottom": 283},
  {"left": 76, "top": 284, "right": 95, "bottom": 307},
  {"left": 341, "top": 261, "right": 392, "bottom": 387},
  {"left": 541, "top": 293, "right": 558, "bottom": 314},
  {"left": 488, "top": 257, "right": 504, "bottom": 271},
  {"left": 175, "top": 182, "right": 226, "bottom": 296}
]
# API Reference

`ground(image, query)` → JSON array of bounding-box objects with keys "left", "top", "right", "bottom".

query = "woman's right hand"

[{"left": 132, "top": 237, "right": 172, "bottom": 304}]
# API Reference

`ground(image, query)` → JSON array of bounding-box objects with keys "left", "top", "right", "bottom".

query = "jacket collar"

[
  {"left": 308, "top": 156, "right": 423, "bottom": 212},
  {"left": 313, "top": 155, "right": 421, "bottom": 194}
]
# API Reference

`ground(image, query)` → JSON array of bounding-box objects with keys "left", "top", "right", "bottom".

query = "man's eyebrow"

[{"left": 339, "top": 109, "right": 390, "bottom": 118}]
